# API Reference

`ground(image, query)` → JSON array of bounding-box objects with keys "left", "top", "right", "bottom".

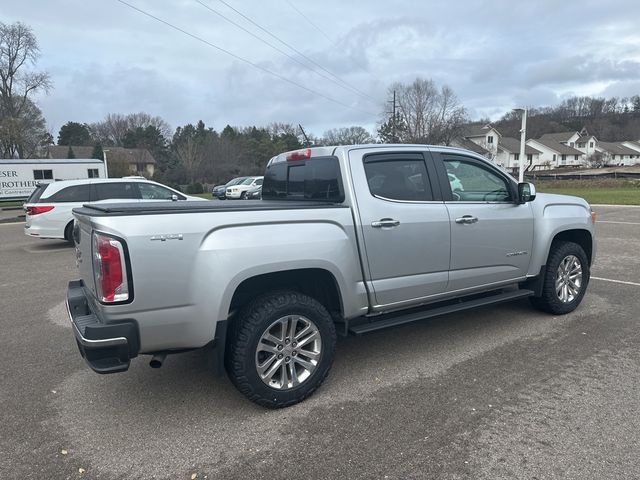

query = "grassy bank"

[
  {"left": 534, "top": 179, "right": 640, "bottom": 205},
  {"left": 0, "top": 200, "right": 25, "bottom": 208}
]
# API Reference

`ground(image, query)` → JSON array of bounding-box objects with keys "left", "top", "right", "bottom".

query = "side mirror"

[
  {"left": 171, "top": 194, "right": 178, "bottom": 202},
  {"left": 517, "top": 182, "right": 536, "bottom": 204}
]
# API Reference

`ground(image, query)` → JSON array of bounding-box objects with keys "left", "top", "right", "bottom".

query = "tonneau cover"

[{"left": 73, "top": 200, "right": 347, "bottom": 217}]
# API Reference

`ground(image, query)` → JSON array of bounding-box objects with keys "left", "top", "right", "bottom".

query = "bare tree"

[
  {"left": 323, "top": 126, "right": 375, "bottom": 145},
  {"left": 0, "top": 21, "right": 51, "bottom": 158},
  {"left": 90, "top": 112, "right": 171, "bottom": 146},
  {"left": 384, "top": 78, "right": 467, "bottom": 145}
]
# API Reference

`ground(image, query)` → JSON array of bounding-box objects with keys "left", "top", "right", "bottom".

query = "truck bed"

[{"left": 73, "top": 200, "right": 348, "bottom": 217}]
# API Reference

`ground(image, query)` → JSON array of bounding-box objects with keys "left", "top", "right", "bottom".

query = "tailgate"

[{"left": 73, "top": 212, "right": 98, "bottom": 299}]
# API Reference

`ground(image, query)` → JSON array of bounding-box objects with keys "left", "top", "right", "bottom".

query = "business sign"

[
  {"left": 0, "top": 169, "right": 40, "bottom": 198},
  {"left": 0, "top": 160, "right": 106, "bottom": 200}
]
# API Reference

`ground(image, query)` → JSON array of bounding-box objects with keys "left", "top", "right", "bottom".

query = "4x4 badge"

[{"left": 150, "top": 234, "right": 183, "bottom": 242}]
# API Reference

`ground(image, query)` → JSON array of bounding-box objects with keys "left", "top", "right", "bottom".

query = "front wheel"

[
  {"left": 240, "top": 191, "right": 247, "bottom": 200},
  {"left": 226, "top": 291, "right": 336, "bottom": 408},
  {"left": 530, "top": 241, "right": 590, "bottom": 315}
]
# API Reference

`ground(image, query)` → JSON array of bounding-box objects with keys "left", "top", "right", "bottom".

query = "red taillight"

[
  {"left": 26, "top": 205, "right": 54, "bottom": 216},
  {"left": 286, "top": 148, "right": 312, "bottom": 161},
  {"left": 93, "top": 233, "right": 129, "bottom": 303}
]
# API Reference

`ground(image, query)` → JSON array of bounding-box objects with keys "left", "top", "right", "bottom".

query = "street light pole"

[
  {"left": 513, "top": 108, "right": 527, "bottom": 183},
  {"left": 102, "top": 149, "right": 110, "bottom": 178}
]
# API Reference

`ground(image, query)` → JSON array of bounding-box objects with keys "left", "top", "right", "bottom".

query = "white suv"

[
  {"left": 225, "top": 176, "right": 263, "bottom": 199},
  {"left": 24, "top": 178, "right": 201, "bottom": 242}
]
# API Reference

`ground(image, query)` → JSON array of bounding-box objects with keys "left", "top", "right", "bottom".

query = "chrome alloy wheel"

[
  {"left": 555, "top": 254, "right": 583, "bottom": 303},
  {"left": 255, "top": 315, "right": 322, "bottom": 390}
]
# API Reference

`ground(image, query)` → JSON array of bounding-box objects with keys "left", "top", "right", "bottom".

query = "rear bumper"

[{"left": 66, "top": 280, "right": 139, "bottom": 374}]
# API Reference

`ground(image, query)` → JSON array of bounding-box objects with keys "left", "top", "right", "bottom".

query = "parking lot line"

[
  {"left": 592, "top": 276, "right": 640, "bottom": 287},
  {"left": 0, "top": 222, "right": 25, "bottom": 226},
  {"left": 597, "top": 221, "right": 640, "bottom": 225}
]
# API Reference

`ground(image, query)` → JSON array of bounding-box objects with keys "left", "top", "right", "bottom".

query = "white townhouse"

[
  {"left": 596, "top": 142, "right": 640, "bottom": 165},
  {"left": 621, "top": 140, "right": 640, "bottom": 160},
  {"left": 526, "top": 137, "right": 585, "bottom": 167},
  {"left": 495, "top": 137, "right": 542, "bottom": 169},
  {"left": 462, "top": 124, "right": 502, "bottom": 160}
]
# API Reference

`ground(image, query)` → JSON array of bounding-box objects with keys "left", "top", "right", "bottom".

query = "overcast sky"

[{"left": 4, "top": 0, "right": 640, "bottom": 138}]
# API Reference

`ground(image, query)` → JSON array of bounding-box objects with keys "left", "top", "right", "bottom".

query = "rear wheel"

[
  {"left": 63, "top": 221, "right": 75, "bottom": 245},
  {"left": 226, "top": 290, "right": 336, "bottom": 408},
  {"left": 530, "top": 241, "right": 589, "bottom": 314}
]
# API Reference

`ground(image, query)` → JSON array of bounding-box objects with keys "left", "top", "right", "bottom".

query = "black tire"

[
  {"left": 240, "top": 191, "right": 247, "bottom": 200},
  {"left": 63, "top": 221, "right": 75, "bottom": 245},
  {"left": 530, "top": 241, "right": 590, "bottom": 315},
  {"left": 226, "top": 290, "right": 336, "bottom": 408}
]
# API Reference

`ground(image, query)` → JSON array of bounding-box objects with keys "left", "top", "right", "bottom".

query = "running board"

[{"left": 349, "top": 289, "right": 534, "bottom": 335}]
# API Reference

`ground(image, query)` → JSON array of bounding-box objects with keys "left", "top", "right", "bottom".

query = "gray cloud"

[{"left": 5, "top": 0, "right": 640, "bottom": 137}]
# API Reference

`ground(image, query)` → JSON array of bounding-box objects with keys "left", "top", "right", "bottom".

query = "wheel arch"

[
  {"left": 550, "top": 228, "right": 593, "bottom": 266},
  {"left": 227, "top": 268, "right": 344, "bottom": 320}
]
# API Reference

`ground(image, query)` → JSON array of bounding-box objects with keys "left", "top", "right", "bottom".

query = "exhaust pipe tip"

[{"left": 150, "top": 353, "right": 167, "bottom": 369}]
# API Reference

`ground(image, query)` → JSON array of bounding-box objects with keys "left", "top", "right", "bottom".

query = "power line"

[
  {"left": 115, "top": 0, "right": 376, "bottom": 116},
  {"left": 284, "top": 0, "right": 371, "bottom": 74},
  {"left": 194, "top": 0, "right": 374, "bottom": 103},
  {"left": 214, "top": 0, "right": 378, "bottom": 104}
]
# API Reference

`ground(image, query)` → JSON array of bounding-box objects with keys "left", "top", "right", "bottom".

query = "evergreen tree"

[
  {"left": 91, "top": 142, "right": 103, "bottom": 160},
  {"left": 67, "top": 145, "right": 75, "bottom": 158}
]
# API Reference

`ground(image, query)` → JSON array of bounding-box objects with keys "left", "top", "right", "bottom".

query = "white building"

[
  {"left": 461, "top": 124, "right": 501, "bottom": 160},
  {"left": 596, "top": 142, "right": 640, "bottom": 165},
  {"left": 495, "top": 137, "right": 542, "bottom": 169},
  {"left": 621, "top": 141, "right": 640, "bottom": 161},
  {"left": 0, "top": 158, "right": 106, "bottom": 199},
  {"left": 526, "top": 138, "right": 585, "bottom": 167}
]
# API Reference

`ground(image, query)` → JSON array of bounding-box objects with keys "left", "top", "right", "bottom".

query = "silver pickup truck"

[{"left": 67, "top": 144, "right": 595, "bottom": 407}]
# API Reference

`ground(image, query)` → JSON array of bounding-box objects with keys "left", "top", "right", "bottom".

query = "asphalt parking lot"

[{"left": 1, "top": 205, "right": 639, "bottom": 480}]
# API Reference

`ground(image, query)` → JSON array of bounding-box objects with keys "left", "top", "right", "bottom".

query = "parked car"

[
  {"left": 67, "top": 145, "right": 595, "bottom": 408},
  {"left": 245, "top": 184, "right": 262, "bottom": 199},
  {"left": 212, "top": 177, "right": 247, "bottom": 200},
  {"left": 24, "top": 177, "right": 200, "bottom": 242},
  {"left": 225, "top": 176, "right": 263, "bottom": 199}
]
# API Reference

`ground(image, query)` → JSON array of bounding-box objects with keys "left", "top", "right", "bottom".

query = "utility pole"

[
  {"left": 298, "top": 124, "right": 310, "bottom": 147},
  {"left": 512, "top": 108, "right": 527, "bottom": 183},
  {"left": 392, "top": 90, "right": 397, "bottom": 143},
  {"left": 386, "top": 90, "right": 398, "bottom": 143}
]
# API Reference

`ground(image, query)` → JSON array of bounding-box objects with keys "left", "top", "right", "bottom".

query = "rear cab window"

[{"left": 262, "top": 157, "right": 344, "bottom": 202}]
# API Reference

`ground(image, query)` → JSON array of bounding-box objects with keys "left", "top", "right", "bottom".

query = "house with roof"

[
  {"left": 495, "top": 137, "right": 542, "bottom": 169},
  {"left": 450, "top": 136, "right": 491, "bottom": 157},
  {"left": 621, "top": 141, "right": 640, "bottom": 161},
  {"left": 460, "top": 123, "right": 501, "bottom": 159},
  {"left": 596, "top": 142, "right": 640, "bottom": 165},
  {"left": 47, "top": 146, "right": 157, "bottom": 177},
  {"left": 526, "top": 136, "right": 585, "bottom": 167}
]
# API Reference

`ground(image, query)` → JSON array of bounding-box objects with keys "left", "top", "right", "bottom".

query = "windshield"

[
  {"left": 241, "top": 177, "right": 255, "bottom": 185},
  {"left": 227, "top": 177, "right": 246, "bottom": 186}
]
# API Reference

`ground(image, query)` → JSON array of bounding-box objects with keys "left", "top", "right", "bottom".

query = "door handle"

[
  {"left": 371, "top": 218, "right": 400, "bottom": 228},
  {"left": 455, "top": 215, "right": 478, "bottom": 224}
]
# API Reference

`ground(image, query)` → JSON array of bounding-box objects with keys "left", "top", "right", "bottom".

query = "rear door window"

[
  {"left": 363, "top": 154, "right": 434, "bottom": 201},
  {"left": 48, "top": 185, "right": 91, "bottom": 203},
  {"left": 93, "top": 182, "right": 140, "bottom": 201}
]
